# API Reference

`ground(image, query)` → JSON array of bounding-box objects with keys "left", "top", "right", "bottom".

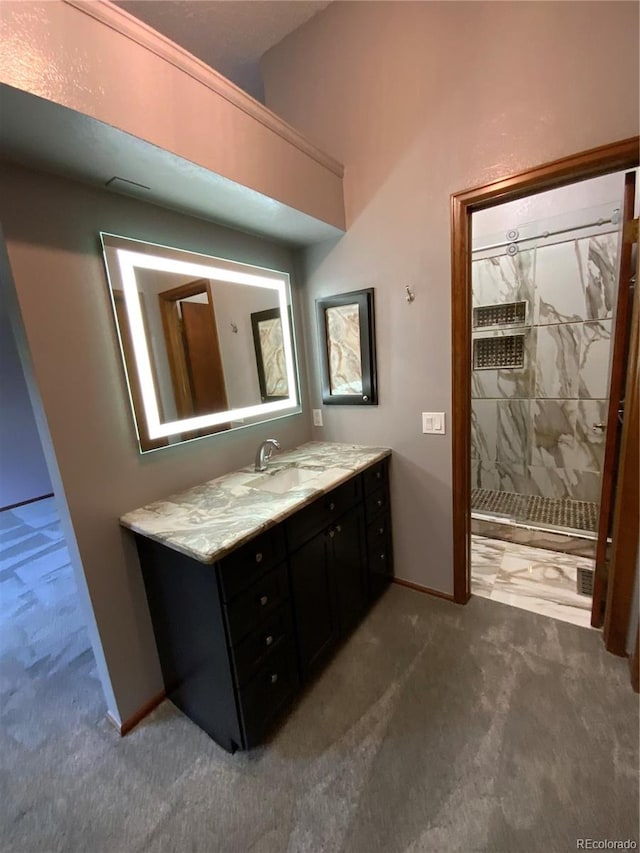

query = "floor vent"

[{"left": 577, "top": 565, "right": 594, "bottom": 597}]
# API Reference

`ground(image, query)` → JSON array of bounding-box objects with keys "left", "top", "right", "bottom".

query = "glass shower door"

[{"left": 471, "top": 200, "right": 623, "bottom": 538}]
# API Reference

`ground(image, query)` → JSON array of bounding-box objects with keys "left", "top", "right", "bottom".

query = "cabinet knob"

[
  {"left": 377, "top": 499, "right": 383, "bottom": 507},
  {"left": 379, "top": 553, "right": 386, "bottom": 561},
  {"left": 376, "top": 471, "right": 381, "bottom": 479},
  {"left": 379, "top": 527, "right": 385, "bottom": 535},
  {"left": 270, "top": 673, "right": 278, "bottom": 684},
  {"left": 255, "top": 552, "right": 263, "bottom": 563},
  {"left": 329, "top": 502, "right": 335, "bottom": 511},
  {"left": 329, "top": 529, "right": 335, "bottom": 539},
  {"left": 335, "top": 525, "right": 341, "bottom": 534},
  {"left": 260, "top": 594, "right": 269, "bottom": 606},
  {"left": 265, "top": 635, "right": 273, "bottom": 647}
]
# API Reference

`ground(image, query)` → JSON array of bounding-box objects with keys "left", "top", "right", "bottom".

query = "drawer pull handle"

[
  {"left": 260, "top": 595, "right": 269, "bottom": 607},
  {"left": 270, "top": 673, "right": 278, "bottom": 684},
  {"left": 255, "top": 552, "right": 263, "bottom": 563},
  {"left": 329, "top": 502, "right": 335, "bottom": 511},
  {"left": 265, "top": 635, "right": 274, "bottom": 647}
]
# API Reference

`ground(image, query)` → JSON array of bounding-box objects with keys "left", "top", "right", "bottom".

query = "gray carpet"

[{"left": 1, "top": 504, "right": 638, "bottom": 853}]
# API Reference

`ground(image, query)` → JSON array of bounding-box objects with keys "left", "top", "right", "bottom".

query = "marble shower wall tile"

[
  {"left": 585, "top": 233, "right": 618, "bottom": 320},
  {"left": 531, "top": 400, "right": 577, "bottom": 469},
  {"left": 534, "top": 322, "right": 581, "bottom": 398},
  {"left": 495, "top": 461, "right": 529, "bottom": 494},
  {"left": 496, "top": 400, "right": 530, "bottom": 466},
  {"left": 579, "top": 320, "right": 612, "bottom": 399},
  {"left": 471, "top": 250, "right": 534, "bottom": 312},
  {"left": 528, "top": 465, "right": 602, "bottom": 503},
  {"left": 534, "top": 239, "right": 588, "bottom": 325},
  {"left": 573, "top": 400, "right": 608, "bottom": 472},
  {"left": 471, "top": 400, "right": 498, "bottom": 461},
  {"left": 534, "top": 234, "right": 618, "bottom": 325},
  {"left": 471, "top": 459, "right": 499, "bottom": 491}
]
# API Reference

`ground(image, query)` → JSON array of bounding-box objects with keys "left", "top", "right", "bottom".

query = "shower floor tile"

[
  {"left": 471, "top": 535, "right": 593, "bottom": 628},
  {"left": 471, "top": 488, "right": 599, "bottom": 532}
]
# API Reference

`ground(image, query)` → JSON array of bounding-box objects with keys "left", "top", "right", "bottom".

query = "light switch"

[
  {"left": 422, "top": 412, "right": 445, "bottom": 434},
  {"left": 313, "top": 409, "right": 323, "bottom": 427}
]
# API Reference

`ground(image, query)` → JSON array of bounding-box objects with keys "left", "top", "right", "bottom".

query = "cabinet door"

[
  {"left": 289, "top": 528, "right": 338, "bottom": 680},
  {"left": 332, "top": 504, "right": 368, "bottom": 634}
]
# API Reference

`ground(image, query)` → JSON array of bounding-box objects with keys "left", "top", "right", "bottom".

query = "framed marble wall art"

[
  {"left": 316, "top": 288, "right": 377, "bottom": 405},
  {"left": 251, "top": 307, "right": 290, "bottom": 402}
]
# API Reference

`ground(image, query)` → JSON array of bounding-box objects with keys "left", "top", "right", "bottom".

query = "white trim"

[{"left": 63, "top": 0, "right": 344, "bottom": 179}]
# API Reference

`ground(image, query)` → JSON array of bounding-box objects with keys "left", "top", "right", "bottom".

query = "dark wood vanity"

[{"left": 135, "top": 456, "right": 393, "bottom": 752}]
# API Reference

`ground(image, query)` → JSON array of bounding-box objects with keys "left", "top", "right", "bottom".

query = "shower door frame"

[{"left": 450, "top": 136, "right": 639, "bottom": 611}]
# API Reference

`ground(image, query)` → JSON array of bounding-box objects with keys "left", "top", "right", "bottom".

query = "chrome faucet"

[{"left": 254, "top": 439, "right": 281, "bottom": 472}]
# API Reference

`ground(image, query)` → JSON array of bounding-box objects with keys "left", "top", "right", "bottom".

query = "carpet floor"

[{"left": 1, "top": 503, "right": 638, "bottom": 853}]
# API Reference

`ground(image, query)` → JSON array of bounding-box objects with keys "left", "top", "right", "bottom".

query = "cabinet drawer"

[
  {"left": 286, "top": 477, "right": 362, "bottom": 552},
  {"left": 218, "top": 525, "right": 286, "bottom": 602},
  {"left": 225, "top": 562, "right": 289, "bottom": 645},
  {"left": 363, "top": 459, "right": 388, "bottom": 496},
  {"left": 365, "top": 486, "right": 388, "bottom": 521},
  {"left": 239, "top": 642, "right": 299, "bottom": 748},
  {"left": 231, "top": 605, "right": 293, "bottom": 687},
  {"left": 367, "top": 514, "right": 391, "bottom": 551},
  {"left": 367, "top": 512, "right": 393, "bottom": 597}
]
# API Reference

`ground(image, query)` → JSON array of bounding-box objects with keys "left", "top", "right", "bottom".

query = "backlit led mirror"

[{"left": 100, "top": 234, "right": 300, "bottom": 452}]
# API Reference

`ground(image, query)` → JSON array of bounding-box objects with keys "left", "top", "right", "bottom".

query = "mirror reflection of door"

[{"left": 158, "top": 279, "right": 228, "bottom": 424}]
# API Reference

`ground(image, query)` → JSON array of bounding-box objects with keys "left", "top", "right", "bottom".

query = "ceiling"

[{"left": 115, "top": 1, "right": 332, "bottom": 102}]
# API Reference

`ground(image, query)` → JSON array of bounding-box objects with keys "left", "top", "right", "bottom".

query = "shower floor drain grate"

[{"left": 577, "top": 565, "right": 595, "bottom": 597}]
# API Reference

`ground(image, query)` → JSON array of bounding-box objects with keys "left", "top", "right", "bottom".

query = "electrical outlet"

[
  {"left": 422, "top": 412, "right": 445, "bottom": 434},
  {"left": 312, "top": 409, "right": 323, "bottom": 427}
]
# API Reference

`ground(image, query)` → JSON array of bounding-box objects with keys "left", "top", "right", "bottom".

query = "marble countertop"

[{"left": 120, "top": 441, "right": 391, "bottom": 564}]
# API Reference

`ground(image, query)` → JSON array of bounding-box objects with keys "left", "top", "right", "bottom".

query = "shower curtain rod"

[{"left": 472, "top": 211, "right": 620, "bottom": 254}]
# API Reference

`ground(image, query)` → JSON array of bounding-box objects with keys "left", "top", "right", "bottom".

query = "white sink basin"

[{"left": 247, "top": 467, "right": 320, "bottom": 495}]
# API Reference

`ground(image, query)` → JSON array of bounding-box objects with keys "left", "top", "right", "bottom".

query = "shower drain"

[{"left": 576, "top": 564, "right": 594, "bottom": 597}]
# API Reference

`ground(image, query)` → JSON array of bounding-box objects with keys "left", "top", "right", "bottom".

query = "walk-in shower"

[{"left": 470, "top": 184, "right": 623, "bottom": 564}]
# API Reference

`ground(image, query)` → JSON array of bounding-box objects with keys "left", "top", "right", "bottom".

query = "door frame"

[{"left": 450, "top": 136, "right": 639, "bottom": 605}]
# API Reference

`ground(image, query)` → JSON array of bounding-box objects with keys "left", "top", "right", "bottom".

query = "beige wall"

[
  {"left": 0, "top": 163, "right": 312, "bottom": 723},
  {"left": 0, "top": 0, "right": 344, "bottom": 230},
  {"left": 262, "top": 0, "right": 640, "bottom": 594}
]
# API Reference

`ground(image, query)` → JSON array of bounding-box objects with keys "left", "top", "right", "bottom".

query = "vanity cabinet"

[
  {"left": 136, "top": 456, "right": 392, "bottom": 752},
  {"left": 288, "top": 502, "right": 367, "bottom": 680},
  {"left": 363, "top": 458, "right": 394, "bottom": 599}
]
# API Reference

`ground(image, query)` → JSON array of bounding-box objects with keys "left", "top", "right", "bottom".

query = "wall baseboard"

[
  {"left": 1, "top": 492, "right": 54, "bottom": 513},
  {"left": 392, "top": 577, "right": 455, "bottom": 602},
  {"left": 106, "top": 689, "right": 166, "bottom": 736}
]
